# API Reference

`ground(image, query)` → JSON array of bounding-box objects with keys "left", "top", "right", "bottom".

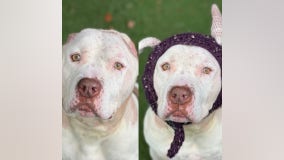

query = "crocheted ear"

[
  {"left": 65, "top": 33, "right": 77, "bottom": 44},
  {"left": 138, "top": 37, "right": 161, "bottom": 54},
  {"left": 211, "top": 4, "right": 222, "bottom": 45}
]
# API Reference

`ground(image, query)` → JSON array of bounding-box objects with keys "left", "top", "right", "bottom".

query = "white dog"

[
  {"left": 139, "top": 4, "right": 222, "bottom": 160},
  {"left": 62, "top": 29, "right": 138, "bottom": 160}
]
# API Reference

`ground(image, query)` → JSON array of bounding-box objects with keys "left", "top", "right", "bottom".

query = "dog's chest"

[
  {"left": 173, "top": 135, "right": 222, "bottom": 160},
  {"left": 62, "top": 120, "right": 138, "bottom": 160},
  {"left": 145, "top": 109, "right": 222, "bottom": 160},
  {"left": 153, "top": 129, "right": 221, "bottom": 160},
  {"left": 173, "top": 117, "right": 222, "bottom": 160},
  {"left": 62, "top": 128, "right": 105, "bottom": 160}
]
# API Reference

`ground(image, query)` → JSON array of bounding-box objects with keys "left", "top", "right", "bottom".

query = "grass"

[{"left": 63, "top": 0, "right": 222, "bottom": 159}]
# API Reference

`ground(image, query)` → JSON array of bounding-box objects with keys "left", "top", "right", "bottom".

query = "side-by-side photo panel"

[
  {"left": 62, "top": 1, "right": 139, "bottom": 159},
  {"left": 138, "top": 1, "right": 222, "bottom": 159},
  {"left": 62, "top": 0, "right": 222, "bottom": 159}
]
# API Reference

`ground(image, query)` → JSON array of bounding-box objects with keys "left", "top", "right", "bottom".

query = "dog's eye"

[
  {"left": 114, "top": 62, "right": 124, "bottom": 70},
  {"left": 161, "top": 62, "right": 170, "bottom": 71},
  {"left": 202, "top": 67, "right": 213, "bottom": 74},
  {"left": 70, "top": 53, "right": 81, "bottom": 62}
]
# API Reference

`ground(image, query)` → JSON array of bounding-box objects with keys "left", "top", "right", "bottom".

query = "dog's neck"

[
  {"left": 63, "top": 93, "right": 135, "bottom": 140},
  {"left": 183, "top": 107, "right": 221, "bottom": 134},
  {"left": 153, "top": 107, "right": 221, "bottom": 134}
]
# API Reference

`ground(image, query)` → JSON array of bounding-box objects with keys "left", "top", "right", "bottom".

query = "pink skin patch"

[
  {"left": 106, "top": 54, "right": 126, "bottom": 71},
  {"left": 195, "top": 65, "right": 204, "bottom": 77},
  {"left": 79, "top": 50, "right": 89, "bottom": 64},
  {"left": 195, "top": 59, "right": 214, "bottom": 77}
]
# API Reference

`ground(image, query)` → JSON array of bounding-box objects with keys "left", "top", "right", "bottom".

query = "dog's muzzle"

[
  {"left": 69, "top": 78, "right": 103, "bottom": 117},
  {"left": 77, "top": 78, "right": 102, "bottom": 98},
  {"left": 166, "top": 85, "right": 193, "bottom": 122}
]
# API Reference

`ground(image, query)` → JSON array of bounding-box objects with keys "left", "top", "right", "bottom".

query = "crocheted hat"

[{"left": 142, "top": 32, "right": 222, "bottom": 158}]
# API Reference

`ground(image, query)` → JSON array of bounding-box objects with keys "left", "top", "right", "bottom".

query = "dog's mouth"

[
  {"left": 69, "top": 83, "right": 104, "bottom": 118},
  {"left": 70, "top": 102, "right": 113, "bottom": 120},
  {"left": 77, "top": 103, "right": 94, "bottom": 113},
  {"left": 71, "top": 103, "right": 97, "bottom": 117},
  {"left": 171, "top": 110, "right": 187, "bottom": 118},
  {"left": 165, "top": 108, "right": 191, "bottom": 123}
]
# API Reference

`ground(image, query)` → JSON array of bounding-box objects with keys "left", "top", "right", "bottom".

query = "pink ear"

[
  {"left": 126, "top": 39, "right": 138, "bottom": 57},
  {"left": 99, "top": 29, "right": 138, "bottom": 57},
  {"left": 65, "top": 33, "right": 77, "bottom": 44},
  {"left": 119, "top": 32, "right": 138, "bottom": 57}
]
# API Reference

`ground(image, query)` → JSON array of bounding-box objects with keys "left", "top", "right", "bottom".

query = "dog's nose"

[
  {"left": 77, "top": 78, "right": 102, "bottom": 98},
  {"left": 169, "top": 86, "right": 192, "bottom": 105}
]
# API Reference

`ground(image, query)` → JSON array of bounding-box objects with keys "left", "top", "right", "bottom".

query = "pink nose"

[
  {"left": 77, "top": 78, "right": 102, "bottom": 98},
  {"left": 168, "top": 86, "right": 192, "bottom": 105}
]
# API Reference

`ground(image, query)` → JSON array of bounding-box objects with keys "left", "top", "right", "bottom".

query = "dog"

[
  {"left": 62, "top": 28, "right": 138, "bottom": 160},
  {"left": 139, "top": 4, "right": 222, "bottom": 160}
]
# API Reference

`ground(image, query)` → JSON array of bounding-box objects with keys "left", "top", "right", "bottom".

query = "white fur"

[
  {"left": 143, "top": 45, "right": 222, "bottom": 159},
  {"left": 144, "top": 108, "right": 222, "bottom": 160},
  {"left": 62, "top": 28, "right": 138, "bottom": 160},
  {"left": 141, "top": 4, "right": 222, "bottom": 159}
]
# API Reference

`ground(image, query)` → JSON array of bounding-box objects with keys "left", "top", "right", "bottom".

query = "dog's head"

[
  {"left": 62, "top": 29, "right": 138, "bottom": 120},
  {"left": 139, "top": 4, "right": 222, "bottom": 124},
  {"left": 153, "top": 44, "right": 221, "bottom": 123}
]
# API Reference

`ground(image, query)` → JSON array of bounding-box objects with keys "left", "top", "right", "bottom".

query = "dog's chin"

[
  {"left": 70, "top": 103, "right": 113, "bottom": 120},
  {"left": 163, "top": 102, "right": 194, "bottom": 123},
  {"left": 75, "top": 104, "right": 97, "bottom": 117},
  {"left": 168, "top": 116, "right": 190, "bottom": 123},
  {"left": 166, "top": 114, "right": 191, "bottom": 123},
  {"left": 163, "top": 110, "right": 191, "bottom": 123}
]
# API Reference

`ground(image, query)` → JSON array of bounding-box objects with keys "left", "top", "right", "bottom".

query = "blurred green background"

[{"left": 63, "top": 0, "right": 221, "bottom": 159}]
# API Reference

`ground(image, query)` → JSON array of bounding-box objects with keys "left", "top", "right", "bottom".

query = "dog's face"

[
  {"left": 153, "top": 44, "right": 221, "bottom": 123},
  {"left": 62, "top": 29, "right": 138, "bottom": 120}
]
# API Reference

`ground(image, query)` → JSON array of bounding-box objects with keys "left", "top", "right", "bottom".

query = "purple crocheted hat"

[{"left": 142, "top": 32, "right": 222, "bottom": 158}]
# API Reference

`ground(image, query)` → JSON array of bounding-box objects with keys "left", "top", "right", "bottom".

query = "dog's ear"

[
  {"left": 118, "top": 32, "right": 138, "bottom": 58},
  {"left": 65, "top": 33, "right": 77, "bottom": 45},
  {"left": 106, "top": 29, "right": 138, "bottom": 57},
  {"left": 211, "top": 4, "right": 222, "bottom": 45},
  {"left": 138, "top": 37, "right": 161, "bottom": 54}
]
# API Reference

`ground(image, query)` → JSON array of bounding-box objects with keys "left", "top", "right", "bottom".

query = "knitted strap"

[{"left": 166, "top": 121, "right": 185, "bottom": 158}]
